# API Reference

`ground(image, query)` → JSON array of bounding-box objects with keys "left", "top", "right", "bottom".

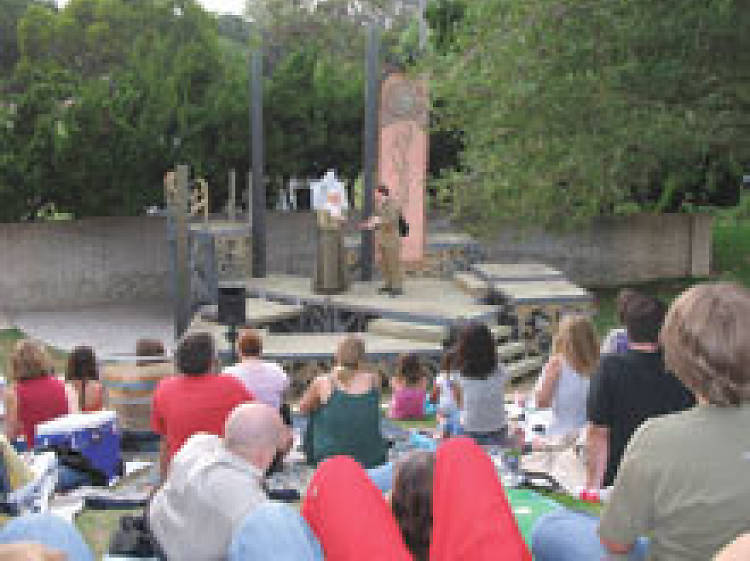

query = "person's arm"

[
  {"left": 714, "top": 533, "right": 750, "bottom": 561},
  {"left": 4, "top": 386, "right": 20, "bottom": 441},
  {"left": 585, "top": 360, "right": 613, "bottom": 489},
  {"left": 158, "top": 439, "right": 170, "bottom": 480},
  {"left": 64, "top": 383, "right": 79, "bottom": 413},
  {"left": 369, "top": 371, "right": 382, "bottom": 394},
  {"left": 598, "top": 423, "right": 655, "bottom": 555},
  {"left": 453, "top": 379, "right": 463, "bottom": 409},
  {"left": 0, "top": 543, "right": 66, "bottom": 561},
  {"left": 298, "top": 378, "right": 322, "bottom": 414},
  {"left": 534, "top": 355, "right": 563, "bottom": 408},
  {"left": 150, "top": 382, "right": 170, "bottom": 480},
  {"left": 585, "top": 423, "right": 610, "bottom": 489}
]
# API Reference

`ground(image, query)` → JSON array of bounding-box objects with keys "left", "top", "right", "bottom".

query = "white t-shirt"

[
  {"left": 223, "top": 359, "right": 289, "bottom": 409},
  {"left": 535, "top": 359, "right": 589, "bottom": 436},
  {"left": 149, "top": 434, "right": 267, "bottom": 561},
  {"left": 436, "top": 371, "right": 459, "bottom": 415}
]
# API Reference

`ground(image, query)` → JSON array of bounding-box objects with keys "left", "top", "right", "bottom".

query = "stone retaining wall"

[
  {"left": 0, "top": 212, "right": 713, "bottom": 312},
  {"left": 0, "top": 216, "right": 170, "bottom": 311}
]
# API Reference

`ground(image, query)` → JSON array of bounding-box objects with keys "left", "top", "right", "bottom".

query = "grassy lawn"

[
  {"left": 76, "top": 508, "right": 141, "bottom": 557},
  {"left": 0, "top": 217, "right": 746, "bottom": 555},
  {"left": 590, "top": 218, "right": 750, "bottom": 336},
  {"left": 0, "top": 329, "right": 67, "bottom": 379}
]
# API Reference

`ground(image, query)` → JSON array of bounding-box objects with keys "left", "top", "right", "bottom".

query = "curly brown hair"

[
  {"left": 660, "top": 282, "right": 750, "bottom": 406},
  {"left": 456, "top": 323, "right": 497, "bottom": 380},
  {"left": 391, "top": 450, "right": 435, "bottom": 561}
]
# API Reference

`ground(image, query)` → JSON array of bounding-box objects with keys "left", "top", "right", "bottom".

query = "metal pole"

[
  {"left": 418, "top": 0, "right": 427, "bottom": 51},
  {"left": 250, "top": 35, "right": 266, "bottom": 277},
  {"left": 362, "top": 24, "right": 380, "bottom": 281},
  {"left": 174, "top": 164, "right": 191, "bottom": 339},
  {"left": 228, "top": 169, "right": 236, "bottom": 221}
]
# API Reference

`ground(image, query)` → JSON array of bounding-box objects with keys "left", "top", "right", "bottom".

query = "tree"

[
  {"left": 426, "top": 0, "right": 750, "bottom": 231},
  {"left": 1, "top": 0, "right": 250, "bottom": 220}
]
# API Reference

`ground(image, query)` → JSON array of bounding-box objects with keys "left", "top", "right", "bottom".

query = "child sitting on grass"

[{"left": 388, "top": 354, "right": 428, "bottom": 421}]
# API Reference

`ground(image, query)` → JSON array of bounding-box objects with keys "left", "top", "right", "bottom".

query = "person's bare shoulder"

[{"left": 714, "top": 533, "right": 750, "bottom": 561}]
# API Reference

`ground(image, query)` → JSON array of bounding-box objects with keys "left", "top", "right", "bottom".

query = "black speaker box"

[{"left": 218, "top": 285, "right": 246, "bottom": 326}]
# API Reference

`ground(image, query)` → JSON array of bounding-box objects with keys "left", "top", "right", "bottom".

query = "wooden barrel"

[{"left": 102, "top": 361, "right": 174, "bottom": 432}]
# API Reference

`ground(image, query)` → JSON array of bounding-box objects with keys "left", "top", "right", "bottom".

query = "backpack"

[{"left": 398, "top": 214, "right": 409, "bottom": 237}]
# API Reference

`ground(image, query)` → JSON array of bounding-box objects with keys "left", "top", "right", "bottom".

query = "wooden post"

[
  {"left": 247, "top": 171, "right": 253, "bottom": 230},
  {"left": 250, "top": 42, "right": 266, "bottom": 277},
  {"left": 361, "top": 24, "right": 380, "bottom": 281},
  {"left": 228, "top": 169, "right": 236, "bottom": 221}
]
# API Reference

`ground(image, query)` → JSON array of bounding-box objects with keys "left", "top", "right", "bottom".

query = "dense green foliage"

[
  {"left": 3, "top": 0, "right": 747, "bottom": 224},
  {"left": 426, "top": 0, "right": 750, "bottom": 229},
  {"left": 1, "top": 0, "right": 249, "bottom": 219},
  {"left": 0, "top": 0, "right": 394, "bottom": 221}
]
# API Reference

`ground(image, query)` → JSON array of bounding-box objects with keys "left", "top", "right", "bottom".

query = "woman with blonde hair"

[
  {"left": 300, "top": 336, "right": 387, "bottom": 468},
  {"left": 534, "top": 315, "right": 599, "bottom": 440},
  {"left": 4, "top": 340, "right": 68, "bottom": 448}
]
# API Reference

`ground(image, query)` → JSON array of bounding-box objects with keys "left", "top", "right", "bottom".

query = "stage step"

[
  {"left": 497, "top": 341, "right": 526, "bottom": 361},
  {"left": 367, "top": 318, "right": 512, "bottom": 345},
  {"left": 506, "top": 356, "right": 544, "bottom": 380},
  {"left": 453, "top": 272, "right": 490, "bottom": 298}
]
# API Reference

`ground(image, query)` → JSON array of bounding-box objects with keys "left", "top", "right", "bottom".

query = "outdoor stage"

[
  {"left": 181, "top": 269, "right": 582, "bottom": 388},
  {"left": 242, "top": 274, "right": 500, "bottom": 330}
]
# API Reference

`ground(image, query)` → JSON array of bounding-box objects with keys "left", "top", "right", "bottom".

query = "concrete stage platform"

[
  {"left": 243, "top": 275, "right": 499, "bottom": 328},
  {"left": 215, "top": 332, "right": 442, "bottom": 362},
  {"left": 471, "top": 263, "right": 564, "bottom": 282},
  {"left": 198, "top": 298, "right": 303, "bottom": 330},
  {"left": 492, "top": 280, "right": 593, "bottom": 306}
]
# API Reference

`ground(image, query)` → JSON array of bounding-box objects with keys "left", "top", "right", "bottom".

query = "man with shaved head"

[{"left": 149, "top": 403, "right": 286, "bottom": 561}]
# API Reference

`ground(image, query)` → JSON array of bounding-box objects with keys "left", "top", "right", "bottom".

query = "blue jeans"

[
  {"left": 366, "top": 462, "right": 394, "bottom": 494},
  {"left": 532, "top": 509, "right": 649, "bottom": 561},
  {"left": 0, "top": 513, "right": 94, "bottom": 561},
  {"left": 57, "top": 465, "right": 94, "bottom": 493}
]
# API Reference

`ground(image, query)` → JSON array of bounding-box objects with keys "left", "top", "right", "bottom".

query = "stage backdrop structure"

[
  {"left": 378, "top": 71, "right": 429, "bottom": 264},
  {"left": 165, "top": 167, "right": 252, "bottom": 338}
]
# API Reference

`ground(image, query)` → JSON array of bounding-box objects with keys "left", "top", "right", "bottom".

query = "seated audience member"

[
  {"left": 135, "top": 338, "right": 169, "bottom": 366},
  {"left": 65, "top": 346, "right": 105, "bottom": 413},
  {"left": 388, "top": 353, "right": 428, "bottom": 420},
  {"left": 1, "top": 434, "right": 33, "bottom": 499},
  {"left": 599, "top": 288, "right": 636, "bottom": 354},
  {"left": 432, "top": 342, "right": 461, "bottom": 438},
  {"left": 585, "top": 291, "right": 694, "bottom": 489},
  {"left": 454, "top": 323, "right": 508, "bottom": 444},
  {"left": 428, "top": 438, "right": 531, "bottom": 561},
  {"left": 533, "top": 282, "right": 750, "bottom": 561},
  {"left": 715, "top": 534, "right": 750, "bottom": 561},
  {"left": 150, "top": 403, "right": 283, "bottom": 561},
  {"left": 534, "top": 315, "right": 599, "bottom": 443},
  {"left": 151, "top": 332, "right": 253, "bottom": 476},
  {"left": 299, "top": 336, "right": 387, "bottom": 468},
  {"left": 223, "top": 329, "right": 289, "bottom": 409},
  {"left": 223, "top": 329, "right": 293, "bottom": 469},
  {"left": 0, "top": 513, "right": 94, "bottom": 561},
  {"left": 4, "top": 340, "right": 68, "bottom": 449},
  {"left": 229, "top": 502, "right": 323, "bottom": 561},
  {"left": 302, "top": 455, "right": 413, "bottom": 561}
]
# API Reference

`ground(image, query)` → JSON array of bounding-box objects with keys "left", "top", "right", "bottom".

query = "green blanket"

[{"left": 507, "top": 488, "right": 561, "bottom": 546}]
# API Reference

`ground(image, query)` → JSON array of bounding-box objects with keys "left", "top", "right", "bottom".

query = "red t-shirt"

[
  {"left": 151, "top": 374, "right": 254, "bottom": 460},
  {"left": 16, "top": 376, "right": 69, "bottom": 447}
]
